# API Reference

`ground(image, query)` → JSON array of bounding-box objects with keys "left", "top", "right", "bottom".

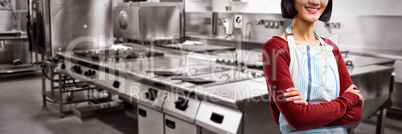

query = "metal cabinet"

[
  {"left": 163, "top": 92, "right": 201, "bottom": 134},
  {"left": 138, "top": 105, "right": 164, "bottom": 134},
  {"left": 137, "top": 84, "right": 168, "bottom": 134},
  {"left": 195, "top": 101, "right": 243, "bottom": 134}
]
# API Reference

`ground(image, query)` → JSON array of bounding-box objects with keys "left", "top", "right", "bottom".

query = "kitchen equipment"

[
  {"left": 350, "top": 65, "right": 394, "bottom": 119},
  {"left": 138, "top": 105, "right": 164, "bottom": 134},
  {"left": 113, "top": 2, "right": 183, "bottom": 42},
  {"left": 73, "top": 48, "right": 164, "bottom": 61},
  {"left": 30, "top": 0, "right": 114, "bottom": 57},
  {"left": 192, "top": 78, "right": 278, "bottom": 134},
  {"left": 390, "top": 60, "right": 402, "bottom": 111},
  {"left": 54, "top": 41, "right": 395, "bottom": 134},
  {"left": 55, "top": 44, "right": 275, "bottom": 134},
  {"left": 137, "top": 84, "right": 168, "bottom": 134},
  {"left": 163, "top": 92, "right": 201, "bottom": 134}
]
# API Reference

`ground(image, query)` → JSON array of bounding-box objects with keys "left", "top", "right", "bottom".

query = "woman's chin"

[{"left": 305, "top": 17, "right": 320, "bottom": 23}]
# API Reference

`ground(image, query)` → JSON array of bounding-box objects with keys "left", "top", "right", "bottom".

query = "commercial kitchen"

[{"left": 0, "top": 0, "right": 402, "bottom": 134}]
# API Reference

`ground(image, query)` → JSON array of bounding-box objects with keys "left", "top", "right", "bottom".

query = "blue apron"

[{"left": 278, "top": 26, "right": 347, "bottom": 134}]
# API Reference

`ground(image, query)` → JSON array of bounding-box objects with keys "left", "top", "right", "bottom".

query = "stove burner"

[{"left": 74, "top": 49, "right": 164, "bottom": 61}]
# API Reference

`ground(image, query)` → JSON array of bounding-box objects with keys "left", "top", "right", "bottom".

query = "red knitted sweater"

[{"left": 262, "top": 36, "right": 363, "bottom": 130}]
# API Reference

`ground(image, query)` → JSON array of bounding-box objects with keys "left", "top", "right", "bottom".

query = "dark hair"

[{"left": 281, "top": 0, "right": 332, "bottom": 23}]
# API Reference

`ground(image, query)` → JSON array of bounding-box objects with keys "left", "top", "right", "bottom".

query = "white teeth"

[{"left": 306, "top": 8, "right": 318, "bottom": 11}]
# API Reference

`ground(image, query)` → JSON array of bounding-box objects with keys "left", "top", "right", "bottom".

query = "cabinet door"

[
  {"left": 138, "top": 105, "right": 164, "bottom": 134},
  {"left": 165, "top": 115, "right": 200, "bottom": 134}
]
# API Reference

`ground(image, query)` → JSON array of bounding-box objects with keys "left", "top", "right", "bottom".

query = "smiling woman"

[
  {"left": 282, "top": 0, "right": 332, "bottom": 23},
  {"left": 262, "top": 0, "right": 363, "bottom": 134}
]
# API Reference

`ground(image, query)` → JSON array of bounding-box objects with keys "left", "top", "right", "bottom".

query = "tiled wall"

[{"left": 315, "top": 15, "right": 402, "bottom": 52}]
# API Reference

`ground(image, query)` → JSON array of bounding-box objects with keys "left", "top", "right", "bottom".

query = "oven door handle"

[
  {"left": 165, "top": 119, "right": 176, "bottom": 129},
  {"left": 138, "top": 108, "right": 147, "bottom": 117}
]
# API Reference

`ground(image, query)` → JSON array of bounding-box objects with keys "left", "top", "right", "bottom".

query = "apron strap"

[
  {"left": 285, "top": 26, "right": 297, "bottom": 49},
  {"left": 314, "top": 32, "right": 328, "bottom": 46},
  {"left": 285, "top": 25, "right": 328, "bottom": 47}
]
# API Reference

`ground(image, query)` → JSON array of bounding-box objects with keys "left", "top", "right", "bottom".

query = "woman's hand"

[
  {"left": 345, "top": 84, "right": 364, "bottom": 102},
  {"left": 284, "top": 88, "right": 308, "bottom": 106}
]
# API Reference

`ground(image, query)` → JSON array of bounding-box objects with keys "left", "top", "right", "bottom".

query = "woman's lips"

[{"left": 306, "top": 7, "right": 319, "bottom": 14}]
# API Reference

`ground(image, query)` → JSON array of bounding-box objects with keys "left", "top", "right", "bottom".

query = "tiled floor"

[
  {"left": 0, "top": 72, "right": 401, "bottom": 134},
  {"left": 0, "top": 72, "right": 136, "bottom": 134}
]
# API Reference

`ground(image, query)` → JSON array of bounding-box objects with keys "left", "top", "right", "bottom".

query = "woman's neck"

[{"left": 291, "top": 16, "right": 317, "bottom": 44}]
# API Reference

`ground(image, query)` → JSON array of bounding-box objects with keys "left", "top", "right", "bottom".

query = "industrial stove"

[{"left": 55, "top": 42, "right": 394, "bottom": 134}]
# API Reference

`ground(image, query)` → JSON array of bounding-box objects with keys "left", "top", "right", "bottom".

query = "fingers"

[
  {"left": 284, "top": 88, "right": 308, "bottom": 106},
  {"left": 349, "top": 90, "right": 364, "bottom": 102},
  {"left": 345, "top": 84, "right": 356, "bottom": 93},
  {"left": 284, "top": 88, "right": 300, "bottom": 97},
  {"left": 285, "top": 96, "right": 302, "bottom": 102},
  {"left": 293, "top": 100, "right": 308, "bottom": 106},
  {"left": 286, "top": 88, "right": 298, "bottom": 92},
  {"left": 350, "top": 90, "right": 361, "bottom": 95}
]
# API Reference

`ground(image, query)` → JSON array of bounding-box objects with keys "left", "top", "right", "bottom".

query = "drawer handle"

[
  {"left": 166, "top": 119, "right": 176, "bottom": 129},
  {"left": 210, "top": 112, "right": 224, "bottom": 124},
  {"left": 138, "top": 108, "right": 147, "bottom": 117}
]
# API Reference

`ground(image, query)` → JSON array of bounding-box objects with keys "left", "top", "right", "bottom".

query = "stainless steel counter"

[
  {"left": 187, "top": 34, "right": 267, "bottom": 45},
  {"left": 344, "top": 55, "right": 395, "bottom": 67},
  {"left": 188, "top": 34, "right": 402, "bottom": 61},
  {"left": 55, "top": 44, "right": 266, "bottom": 107},
  {"left": 350, "top": 65, "right": 394, "bottom": 118}
]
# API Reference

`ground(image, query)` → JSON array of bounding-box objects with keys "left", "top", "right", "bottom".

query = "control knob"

[
  {"left": 145, "top": 89, "right": 158, "bottom": 101},
  {"left": 70, "top": 65, "right": 82, "bottom": 74},
  {"left": 175, "top": 97, "right": 189, "bottom": 111}
]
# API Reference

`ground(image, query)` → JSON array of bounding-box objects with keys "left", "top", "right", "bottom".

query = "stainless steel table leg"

[
  {"left": 59, "top": 72, "right": 65, "bottom": 118},
  {"left": 42, "top": 74, "right": 47, "bottom": 106},
  {"left": 376, "top": 108, "right": 387, "bottom": 134}
]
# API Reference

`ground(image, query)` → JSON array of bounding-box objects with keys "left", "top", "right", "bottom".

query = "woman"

[{"left": 262, "top": 0, "right": 364, "bottom": 133}]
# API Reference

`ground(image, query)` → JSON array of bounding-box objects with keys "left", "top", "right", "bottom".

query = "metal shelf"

[
  {"left": 0, "top": 64, "right": 41, "bottom": 74},
  {"left": 42, "top": 64, "right": 111, "bottom": 118}
]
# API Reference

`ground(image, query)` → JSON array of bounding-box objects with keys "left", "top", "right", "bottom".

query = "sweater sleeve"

[
  {"left": 325, "top": 101, "right": 363, "bottom": 126},
  {"left": 262, "top": 38, "right": 361, "bottom": 130}
]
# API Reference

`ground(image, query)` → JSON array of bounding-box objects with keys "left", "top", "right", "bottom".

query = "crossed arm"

[
  {"left": 284, "top": 85, "right": 364, "bottom": 127},
  {"left": 262, "top": 40, "right": 363, "bottom": 130}
]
